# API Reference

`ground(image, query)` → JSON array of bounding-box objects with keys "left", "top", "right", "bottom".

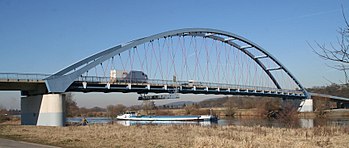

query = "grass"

[{"left": 0, "top": 124, "right": 349, "bottom": 148}]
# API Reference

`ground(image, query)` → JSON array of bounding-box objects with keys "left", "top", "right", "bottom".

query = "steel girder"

[{"left": 45, "top": 28, "right": 309, "bottom": 98}]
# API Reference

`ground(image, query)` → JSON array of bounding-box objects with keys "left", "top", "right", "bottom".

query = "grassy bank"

[
  {"left": 155, "top": 107, "right": 349, "bottom": 118},
  {"left": 1, "top": 124, "right": 349, "bottom": 148}
]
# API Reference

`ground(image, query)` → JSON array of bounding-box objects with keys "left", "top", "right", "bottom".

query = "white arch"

[{"left": 45, "top": 28, "right": 308, "bottom": 98}]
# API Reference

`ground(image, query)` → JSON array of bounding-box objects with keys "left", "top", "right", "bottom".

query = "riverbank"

[
  {"left": 298, "top": 109, "right": 349, "bottom": 118},
  {"left": 145, "top": 107, "right": 265, "bottom": 117},
  {"left": 1, "top": 124, "right": 348, "bottom": 147},
  {"left": 151, "top": 107, "right": 349, "bottom": 118}
]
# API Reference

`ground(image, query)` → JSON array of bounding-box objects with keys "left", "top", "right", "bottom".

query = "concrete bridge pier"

[
  {"left": 298, "top": 99, "right": 313, "bottom": 112},
  {"left": 21, "top": 94, "right": 65, "bottom": 126}
]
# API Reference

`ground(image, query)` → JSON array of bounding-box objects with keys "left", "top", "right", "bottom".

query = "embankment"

[{"left": 0, "top": 124, "right": 348, "bottom": 147}]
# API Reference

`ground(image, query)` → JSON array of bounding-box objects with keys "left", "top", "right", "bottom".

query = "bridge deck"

[
  {"left": 310, "top": 93, "right": 349, "bottom": 101},
  {"left": 67, "top": 80, "right": 306, "bottom": 99},
  {"left": 0, "top": 73, "right": 306, "bottom": 99}
]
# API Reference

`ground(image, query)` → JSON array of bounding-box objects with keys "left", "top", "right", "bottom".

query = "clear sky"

[{"left": 0, "top": 0, "right": 349, "bottom": 109}]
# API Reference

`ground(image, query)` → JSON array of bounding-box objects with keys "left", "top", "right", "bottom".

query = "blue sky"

[{"left": 0, "top": 0, "right": 348, "bottom": 109}]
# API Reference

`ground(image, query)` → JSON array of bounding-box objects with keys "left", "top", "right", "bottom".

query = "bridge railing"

[
  {"left": 0, "top": 73, "right": 304, "bottom": 96},
  {"left": 0, "top": 73, "right": 50, "bottom": 82},
  {"left": 77, "top": 76, "right": 304, "bottom": 95},
  {"left": 0, "top": 72, "right": 305, "bottom": 96}
]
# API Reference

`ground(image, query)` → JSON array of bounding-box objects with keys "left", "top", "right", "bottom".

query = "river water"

[{"left": 67, "top": 117, "right": 349, "bottom": 128}]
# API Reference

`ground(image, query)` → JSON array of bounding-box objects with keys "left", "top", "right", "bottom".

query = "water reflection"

[
  {"left": 299, "top": 119, "right": 314, "bottom": 128},
  {"left": 218, "top": 117, "right": 285, "bottom": 127},
  {"left": 66, "top": 117, "right": 349, "bottom": 128},
  {"left": 313, "top": 117, "right": 349, "bottom": 127},
  {"left": 67, "top": 117, "right": 111, "bottom": 124}
]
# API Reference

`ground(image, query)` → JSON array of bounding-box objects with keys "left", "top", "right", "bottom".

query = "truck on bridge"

[{"left": 110, "top": 70, "right": 148, "bottom": 83}]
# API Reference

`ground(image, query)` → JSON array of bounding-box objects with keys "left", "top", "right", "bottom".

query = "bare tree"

[
  {"left": 107, "top": 104, "right": 127, "bottom": 120},
  {"left": 64, "top": 93, "right": 79, "bottom": 117},
  {"left": 184, "top": 104, "right": 199, "bottom": 115},
  {"left": 114, "top": 104, "right": 127, "bottom": 115},
  {"left": 0, "top": 104, "right": 9, "bottom": 123},
  {"left": 224, "top": 98, "right": 236, "bottom": 116},
  {"left": 277, "top": 101, "right": 299, "bottom": 128},
  {"left": 310, "top": 8, "right": 349, "bottom": 84},
  {"left": 142, "top": 101, "right": 156, "bottom": 115}
]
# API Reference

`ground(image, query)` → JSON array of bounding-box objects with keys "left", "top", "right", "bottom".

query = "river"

[{"left": 67, "top": 116, "right": 349, "bottom": 128}]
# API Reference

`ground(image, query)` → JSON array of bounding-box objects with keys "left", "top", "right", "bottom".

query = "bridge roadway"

[
  {"left": 0, "top": 73, "right": 306, "bottom": 99},
  {"left": 0, "top": 73, "right": 49, "bottom": 95},
  {"left": 70, "top": 76, "right": 306, "bottom": 99}
]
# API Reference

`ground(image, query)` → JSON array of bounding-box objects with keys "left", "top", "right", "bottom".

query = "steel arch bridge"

[{"left": 45, "top": 28, "right": 309, "bottom": 99}]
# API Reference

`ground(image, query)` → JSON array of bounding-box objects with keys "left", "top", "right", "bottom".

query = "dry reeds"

[{"left": 0, "top": 124, "right": 348, "bottom": 148}]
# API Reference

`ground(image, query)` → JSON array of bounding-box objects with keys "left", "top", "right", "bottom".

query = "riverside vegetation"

[
  {"left": 1, "top": 84, "right": 349, "bottom": 147},
  {"left": 59, "top": 84, "right": 349, "bottom": 121},
  {"left": 0, "top": 124, "right": 349, "bottom": 147}
]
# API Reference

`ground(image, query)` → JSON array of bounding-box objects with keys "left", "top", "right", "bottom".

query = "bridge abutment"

[
  {"left": 298, "top": 99, "right": 313, "bottom": 112},
  {"left": 21, "top": 94, "right": 65, "bottom": 126}
]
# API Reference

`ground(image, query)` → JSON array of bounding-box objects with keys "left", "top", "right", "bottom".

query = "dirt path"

[{"left": 0, "top": 138, "right": 59, "bottom": 148}]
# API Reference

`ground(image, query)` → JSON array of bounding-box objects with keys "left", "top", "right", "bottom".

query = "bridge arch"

[{"left": 45, "top": 28, "right": 308, "bottom": 98}]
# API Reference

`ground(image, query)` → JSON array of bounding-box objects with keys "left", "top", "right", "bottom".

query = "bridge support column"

[
  {"left": 298, "top": 99, "right": 313, "bottom": 112},
  {"left": 21, "top": 94, "right": 65, "bottom": 126}
]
